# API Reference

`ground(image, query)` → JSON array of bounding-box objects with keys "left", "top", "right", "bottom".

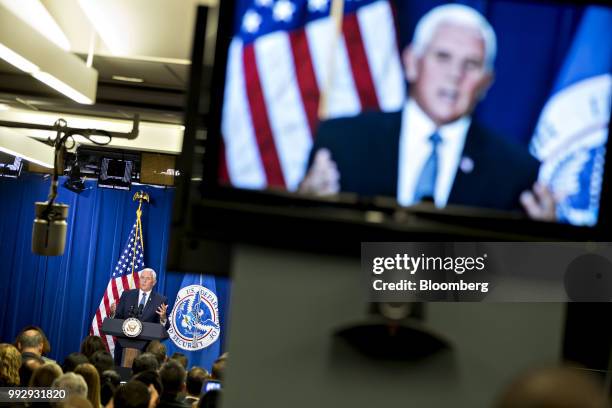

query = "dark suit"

[
  {"left": 115, "top": 288, "right": 168, "bottom": 324},
  {"left": 19, "top": 351, "right": 44, "bottom": 386},
  {"left": 158, "top": 394, "right": 189, "bottom": 408},
  {"left": 309, "top": 110, "right": 540, "bottom": 211},
  {"left": 114, "top": 288, "right": 169, "bottom": 364}
]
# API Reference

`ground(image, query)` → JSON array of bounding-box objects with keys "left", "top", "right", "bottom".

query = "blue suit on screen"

[{"left": 308, "top": 110, "right": 540, "bottom": 212}]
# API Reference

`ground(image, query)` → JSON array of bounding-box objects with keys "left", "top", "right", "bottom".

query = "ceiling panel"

[
  {"left": 90, "top": 55, "right": 189, "bottom": 89},
  {"left": 0, "top": 0, "right": 217, "bottom": 151},
  {"left": 0, "top": 58, "right": 23, "bottom": 74},
  {"left": 40, "top": 0, "right": 111, "bottom": 54},
  {"left": 70, "top": 0, "right": 209, "bottom": 60}
]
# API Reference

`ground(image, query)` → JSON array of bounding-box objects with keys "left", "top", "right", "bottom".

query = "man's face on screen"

[
  {"left": 139, "top": 270, "right": 156, "bottom": 292},
  {"left": 404, "top": 22, "right": 492, "bottom": 125}
]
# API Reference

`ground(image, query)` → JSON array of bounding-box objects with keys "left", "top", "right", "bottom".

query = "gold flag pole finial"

[
  {"left": 130, "top": 191, "right": 150, "bottom": 274},
  {"left": 133, "top": 191, "right": 150, "bottom": 217}
]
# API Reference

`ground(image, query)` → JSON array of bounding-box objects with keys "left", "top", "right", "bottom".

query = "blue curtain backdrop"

[{"left": 0, "top": 174, "right": 231, "bottom": 367}]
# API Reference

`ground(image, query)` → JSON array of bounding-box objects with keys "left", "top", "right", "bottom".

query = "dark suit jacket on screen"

[{"left": 309, "top": 110, "right": 540, "bottom": 211}]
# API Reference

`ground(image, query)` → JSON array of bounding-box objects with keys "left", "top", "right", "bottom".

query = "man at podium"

[{"left": 110, "top": 268, "right": 169, "bottom": 364}]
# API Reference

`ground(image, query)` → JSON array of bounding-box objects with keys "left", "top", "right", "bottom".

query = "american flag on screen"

[
  {"left": 222, "top": 0, "right": 405, "bottom": 191},
  {"left": 90, "top": 218, "right": 145, "bottom": 355}
]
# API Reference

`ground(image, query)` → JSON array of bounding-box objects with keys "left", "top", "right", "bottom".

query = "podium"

[{"left": 102, "top": 318, "right": 168, "bottom": 368}]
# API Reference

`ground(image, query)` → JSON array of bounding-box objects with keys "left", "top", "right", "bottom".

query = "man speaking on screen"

[
  {"left": 299, "top": 4, "right": 556, "bottom": 221},
  {"left": 110, "top": 268, "right": 169, "bottom": 364}
]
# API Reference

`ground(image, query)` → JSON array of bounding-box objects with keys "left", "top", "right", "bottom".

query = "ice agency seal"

[{"left": 168, "top": 285, "right": 220, "bottom": 351}]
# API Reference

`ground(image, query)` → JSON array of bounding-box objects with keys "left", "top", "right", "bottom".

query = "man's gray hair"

[
  {"left": 140, "top": 268, "right": 157, "bottom": 281},
  {"left": 52, "top": 372, "right": 88, "bottom": 398},
  {"left": 18, "top": 331, "right": 43, "bottom": 349},
  {"left": 411, "top": 4, "right": 497, "bottom": 71}
]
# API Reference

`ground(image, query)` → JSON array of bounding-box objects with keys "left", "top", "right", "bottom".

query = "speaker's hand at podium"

[{"left": 156, "top": 303, "right": 168, "bottom": 325}]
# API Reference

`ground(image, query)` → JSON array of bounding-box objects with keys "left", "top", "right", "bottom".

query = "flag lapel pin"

[{"left": 460, "top": 156, "right": 474, "bottom": 173}]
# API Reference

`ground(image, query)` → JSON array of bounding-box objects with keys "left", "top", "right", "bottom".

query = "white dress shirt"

[
  {"left": 138, "top": 289, "right": 167, "bottom": 324},
  {"left": 397, "top": 99, "right": 471, "bottom": 207},
  {"left": 138, "top": 290, "right": 152, "bottom": 307}
]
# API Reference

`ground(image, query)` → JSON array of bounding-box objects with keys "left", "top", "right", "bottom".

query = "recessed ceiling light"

[
  {"left": 0, "top": 0, "right": 71, "bottom": 51},
  {"left": 0, "top": 43, "right": 39, "bottom": 73},
  {"left": 33, "top": 71, "right": 94, "bottom": 104},
  {"left": 0, "top": 4, "right": 98, "bottom": 104},
  {"left": 112, "top": 75, "right": 144, "bottom": 83}
]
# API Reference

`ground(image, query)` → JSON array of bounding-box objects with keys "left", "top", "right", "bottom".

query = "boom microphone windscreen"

[{"left": 32, "top": 201, "right": 69, "bottom": 256}]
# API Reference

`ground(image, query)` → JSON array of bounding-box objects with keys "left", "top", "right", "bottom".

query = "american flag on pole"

[
  {"left": 222, "top": 0, "right": 405, "bottom": 191},
  {"left": 90, "top": 216, "right": 145, "bottom": 355}
]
